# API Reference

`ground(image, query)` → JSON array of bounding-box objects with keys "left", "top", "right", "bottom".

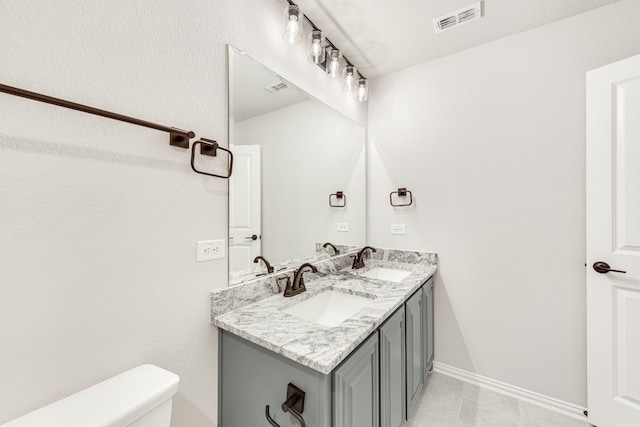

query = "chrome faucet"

[
  {"left": 352, "top": 246, "right": 377, "bottom": 269},
  {"left": 283, "top": 263, "right": 318, "bottom": 297},
  {"left": 253, "top": 256, "right": 274, "bottom": 274},
  {"left": 322, "top": 242, "right": 340, "bottom": 255}
]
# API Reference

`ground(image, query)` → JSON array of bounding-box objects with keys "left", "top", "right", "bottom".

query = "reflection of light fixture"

[
  {"left": 307, "top": 30, "right": 325, "bottom": 64},
  {"left": 326, "top": 48, "right": 342, "bottom": 79},
  {"left": 355, "top": 78, "right": 369, "bottom": 102},
  {"left": 342, "top": 65, "right": 357, "bottom": 92},
  {"left": 282, "top": 4, "right": 303, "bottom": 44},
  {"left": 281, "top": 1, "right": 368, "bottom": 102}
]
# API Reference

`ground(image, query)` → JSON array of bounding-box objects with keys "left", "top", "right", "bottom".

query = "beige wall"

[
  {"left": 0, "top": 1, "right": 365, "bottom": 425},
  {"left": 367, "top": 0, "right": 640, "bottom": 406}
]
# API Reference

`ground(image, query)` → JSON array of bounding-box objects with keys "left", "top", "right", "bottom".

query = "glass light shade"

[
  {"left": 307, "top": 30, "right": 325, "bottom": 64},
  {"left": 282, "top": 5, "right": 303, "bottom": 44},
  {"left": 326, "top": 48, "right": 342, "bottom": 79},
  {"left": 355, "top": 78, "right": 368, "bottom": 102},
  {"left": 342, "top": 65, "right": 357, "bottom": 92}
]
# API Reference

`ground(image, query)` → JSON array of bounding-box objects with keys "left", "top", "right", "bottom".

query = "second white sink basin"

[
  {"left": 283, "top": 290, "right": 374, "bottom": 327},
  {"left": 359, "top": 267, "right": 411, "bottom": 283}
]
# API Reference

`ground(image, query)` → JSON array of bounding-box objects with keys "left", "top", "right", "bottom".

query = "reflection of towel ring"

[
  {"left": 190, "top": 138, "right": 233, "bottom": 179},
  {"left": 390, "top": 188, "right": 413, "bottom": 207},
  {"left": 329, "top": 191, "right": 346, "bottom": 208}
]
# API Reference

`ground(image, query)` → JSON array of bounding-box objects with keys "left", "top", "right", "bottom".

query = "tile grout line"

[{"left": 455, "top": 384, "right": 465, "bottom": 426}]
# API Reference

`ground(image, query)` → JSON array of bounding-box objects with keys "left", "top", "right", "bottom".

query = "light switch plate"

[
  {"left": 391, "top": 224, "right": 406, "bottom": 235},
  {"left": 337, "top": 222, "right": 349, "bottom": 232},
  {"left": 197, "top": 239, "right": 225, "bottom": 261}
]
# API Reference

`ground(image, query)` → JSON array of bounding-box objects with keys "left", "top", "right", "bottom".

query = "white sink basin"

[
  {"left": 283, "top": 290, "right": 374, "bottom": 327},
  {"left": 359, "top": 267, "right": 411, "bottom": 283}
]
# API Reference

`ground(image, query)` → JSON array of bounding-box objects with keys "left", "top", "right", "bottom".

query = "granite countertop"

[{"left": 212, "top": 252, "right": 436, "bottom": 375}]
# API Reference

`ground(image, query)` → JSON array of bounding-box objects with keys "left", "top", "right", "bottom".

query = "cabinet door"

[
  {"left": 405, "top": 288, "right": 423, "bottom": 419},
  {"left": 334, "top": 332, "right": 380, "bottom": 427},
  {"left": 380, "top": 306, "right": 406, "bottom": 427},
  {"left": 220, "top": 332, "right": 332, "bottom": 427},
  {"left": 423, "top": 277, "right": 434, "bottom": 378}
]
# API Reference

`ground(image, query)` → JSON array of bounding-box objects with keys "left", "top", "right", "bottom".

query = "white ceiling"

[
  {"left": 232, "top": 50, "right": 309, "bottom": 121},
  {"left": 294, "top": 0, "right": 621, "bottom": 78}
]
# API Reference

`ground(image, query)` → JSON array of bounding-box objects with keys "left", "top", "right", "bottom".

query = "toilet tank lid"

[{"left": 4, "top": 364, "right": 180, "bottom": 427}]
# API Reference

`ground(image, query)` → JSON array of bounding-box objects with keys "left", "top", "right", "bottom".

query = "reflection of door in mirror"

[{"left": 229, "top": 144, "right": 261, "bottom": 271}]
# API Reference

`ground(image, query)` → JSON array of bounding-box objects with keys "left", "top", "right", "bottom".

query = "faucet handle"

[{"left": 277, "top": 276, "right": 292, "bottom": 292}]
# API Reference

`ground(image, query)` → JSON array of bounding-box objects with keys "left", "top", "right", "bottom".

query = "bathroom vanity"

[
  {"left": 219, "top": 43, "right": 434, "bottom": 427},
  {"left": 211, "top": 249, "right": 436, "bottom": 427}
]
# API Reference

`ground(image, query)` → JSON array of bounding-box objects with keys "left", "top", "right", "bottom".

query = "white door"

[
  {"left": 229, "top": 144, "right": 261, "bottom": 272},
  {"left": 587, "top": 53, "right": 640, "bottom": 427}
]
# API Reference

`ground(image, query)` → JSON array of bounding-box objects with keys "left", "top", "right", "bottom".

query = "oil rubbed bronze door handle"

[
  {"left": 245, "top": 234, "right": 258, "bottom": 240},
  {"left": 593, "top": 261, "right": 627, "bottom": 274}
]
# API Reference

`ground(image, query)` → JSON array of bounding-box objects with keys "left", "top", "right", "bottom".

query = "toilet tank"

[{"left": 3, "top": 364, "right": 180, "bottom": 427}]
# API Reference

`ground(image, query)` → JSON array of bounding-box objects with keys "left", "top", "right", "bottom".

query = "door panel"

[
  {"left": 615, "top": 287, "right": 640, "bottom": 406},
  {"left": 229, "top": 144, "right": 261, "bottom": 272},
  {"left": 334, "top": 333, "right": 379, "bottom": 427},
  {"left": 405, "top": 289, "right": 423, "bottom": 419},
  {"left": 380, "top": 306, "right": 406, "bottom": 427},
  {"left": 587, "top": 53, "right": 640, "bottom": 427},
  {"left": 423, "top": 278, "right": 434, "bottom": 378},
  {"left": 614, "top": 77, "right": 640, "bottom": 252}
]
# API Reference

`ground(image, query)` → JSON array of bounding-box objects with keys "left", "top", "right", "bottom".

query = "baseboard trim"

[{"left": 433, "top": 362, "right": 588, "bottom": 422}]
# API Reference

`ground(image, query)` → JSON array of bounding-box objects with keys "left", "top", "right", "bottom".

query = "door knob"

[
  {"left": 245, "top": 234, "right": 258, "bottom": 240},
  {"left": 593, "top": 261, "right": 626, "bottom": 274}
]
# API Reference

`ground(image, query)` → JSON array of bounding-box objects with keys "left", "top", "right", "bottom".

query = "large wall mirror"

[{"left": 227, "top": 45, "right": 366, "bottom": 286}]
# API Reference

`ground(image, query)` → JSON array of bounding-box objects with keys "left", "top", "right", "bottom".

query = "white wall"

[
  {"left": 367, "top": 0, "right": 640, "bottom": 406},
  {"left": 0, "top": 1, "right": 365, "bottom": 425},
  {"left": 235, "top": 100, "right": 366, "bottom": 265}
]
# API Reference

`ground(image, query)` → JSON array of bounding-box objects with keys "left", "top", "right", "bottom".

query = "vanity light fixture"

[
  {"left": 326, "top": 48, "right": 342, "bottom": 79},
  {"left": 355, "top": 78, "right": 369, "bottom": 102},
  {"left": 307, "top": 30, "right": 325, "bottom": 64},
  {"left": 342, "top": 65, "right": 357, "bottom": 92},
  {"left": 281, "top": 0, "right": 368, "bottom": 102},
  {"left": 282, "top": 4, "right": 303, "bottom": 44}
]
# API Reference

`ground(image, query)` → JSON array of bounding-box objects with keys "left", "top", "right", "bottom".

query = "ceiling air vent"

[
  {"left": 433, "top": 1, "right": 483, "bottom": 33},
  {"left": 263, "top": 81, "right": 290, "bottom": 94}
]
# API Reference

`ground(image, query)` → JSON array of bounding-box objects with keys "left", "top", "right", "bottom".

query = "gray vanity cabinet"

[
  {"left": 423, "top": 277, "right": 434, "bottom": 377},
  {"left": 219, "top": 331, "right": 332, "bottom": 427},
  {"left": 218, "top": 274, "right": 435, "bottom": 427},
  {"left": 379, "top": 306, "right": 406, "bottom": 427},
  {"left": 405, "top": 288, "right": 424, "bottom": 418},
  {"left": 333, "top": 332, "right": 380, "bottom": 427}
]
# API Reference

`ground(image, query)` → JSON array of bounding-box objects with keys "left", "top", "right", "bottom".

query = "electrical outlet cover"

[
  {"left": 391, "top": 224, "right": 406, "bottom": 235},
  {"left": 337, "top": 222, "right": 349, "bottom": 232},
  {"left": 197, "top": 239, "right": 225, "bottom": 262}
]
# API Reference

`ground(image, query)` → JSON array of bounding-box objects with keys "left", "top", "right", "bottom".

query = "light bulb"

[
  {"left": 307, "top": 30, "right": 325, "bottom": 64},
  {"left": 312, "top": 40, "right": 322, "bottom": 57},
  {"left": 342, "top": 65, "right": 357, "bottom": 92},
  {"left": 327, "top": 49, "right": 341, "bottom": 79},
  {"left": 282, "top": 5, "right": 303, "bottom": 44},
  {"left": 355, "top": 78, "right": 368, "bottom": 102}
]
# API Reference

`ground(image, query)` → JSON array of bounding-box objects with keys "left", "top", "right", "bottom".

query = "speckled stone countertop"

[{"left": 211, "top": 249, "right": 437, "bottom": 375}]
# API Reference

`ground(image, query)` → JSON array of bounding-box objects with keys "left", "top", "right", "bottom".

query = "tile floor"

[{"left": 408, "top": 372, "right": 589, "bottom": 427}]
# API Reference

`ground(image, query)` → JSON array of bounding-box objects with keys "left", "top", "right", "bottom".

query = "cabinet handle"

[
  {"left": 281, "top": 383, "right": 307, "bottom": 427},
  {"left": 265, "top": 405, "right": 280, "bottom": 427},
  {"left": 283, "top": 406, "right": 306, "bottom": 427}
]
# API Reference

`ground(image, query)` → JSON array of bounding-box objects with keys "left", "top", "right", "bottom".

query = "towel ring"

[
  {"left": 190, "top": 138, "right": 233, "bottom": 179},
  {"left": 329, "top": 191, "right": 346, "bottom": 208},
  {"left": 390, "top": 188, "right": 413, "bottom": 207}
]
